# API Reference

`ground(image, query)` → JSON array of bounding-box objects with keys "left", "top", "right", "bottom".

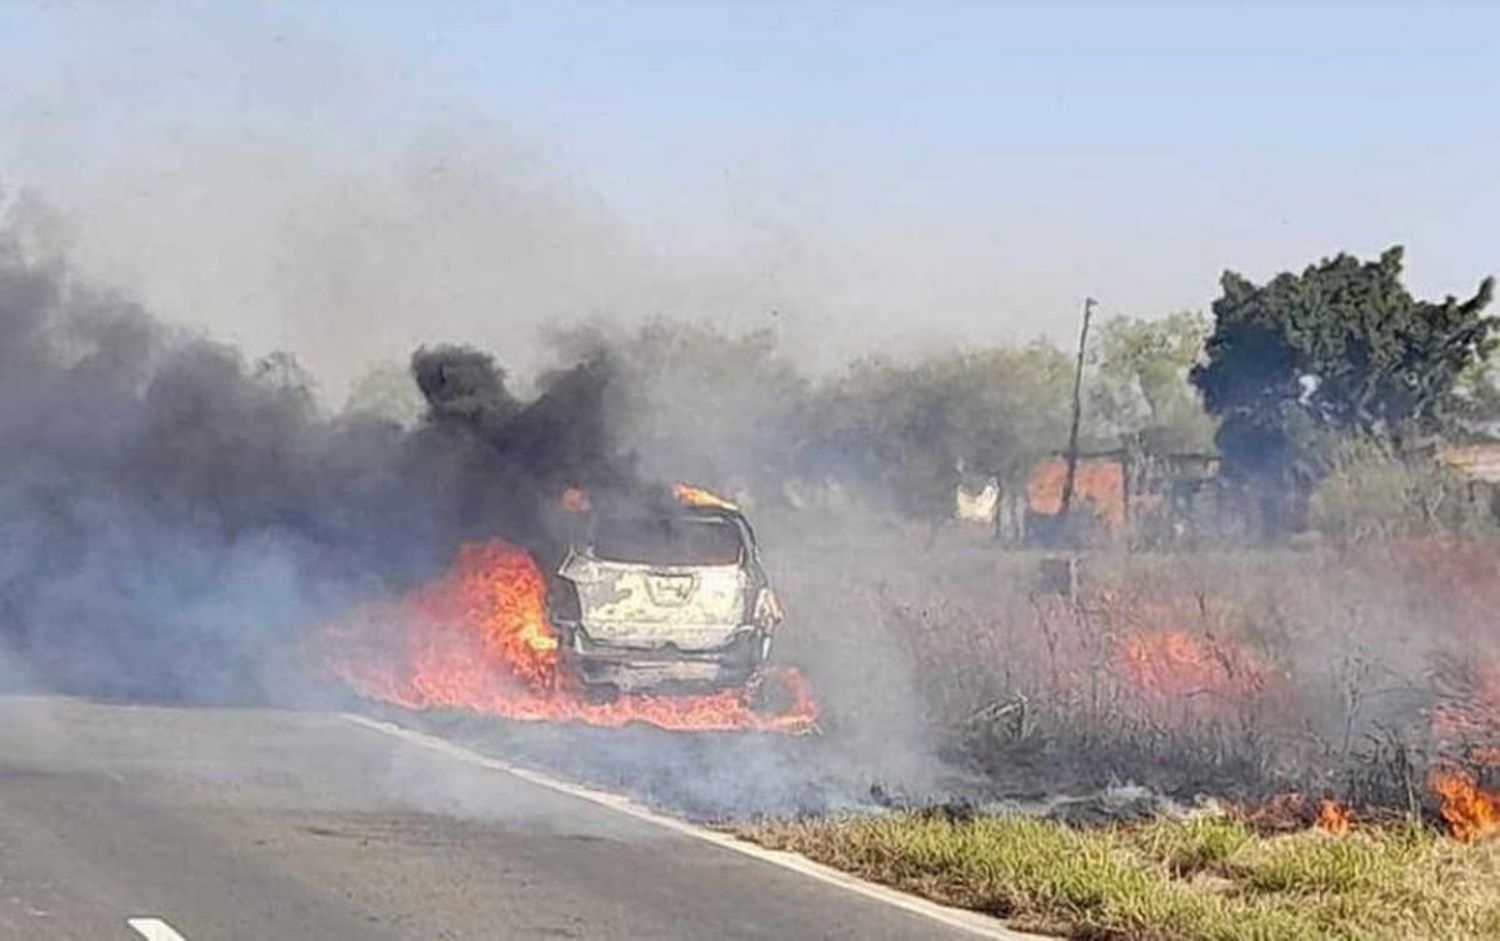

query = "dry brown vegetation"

[
  {"left": 767, "top": 514, "right": 1500, "bottom": 817},
  {"left": 725, "top": 510, "right": 1500, "bottom": 940}
]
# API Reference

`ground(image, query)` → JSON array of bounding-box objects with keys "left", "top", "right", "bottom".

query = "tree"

[
  {"left": 1307, "top": 437, "right": 1494, "bottom": 544},
  {"left": 1452, "top": 354, "right": 1500, "bottom": 433},
  {"left": 1191, "top": 247, "right": 1495, "bottom": 487},
  {"left": 798, "top": 343, "right": 1075, "bottom": 519},
  {"left": 1089, "top": 312, "right": 1215, "bottom": 453}
]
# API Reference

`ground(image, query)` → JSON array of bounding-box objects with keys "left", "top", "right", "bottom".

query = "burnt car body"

[{"left": 547, "top": 497, "right": 782, "bottom": 696}]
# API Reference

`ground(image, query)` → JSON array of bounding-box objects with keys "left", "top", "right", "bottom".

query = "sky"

[{"left": 1, "top": 0, "right": 1497, "bottom": 398}]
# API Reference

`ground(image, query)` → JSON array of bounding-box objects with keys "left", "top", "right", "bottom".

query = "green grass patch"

[{"left": 740, "top": 813, "right": 1500, "bottom": 940}]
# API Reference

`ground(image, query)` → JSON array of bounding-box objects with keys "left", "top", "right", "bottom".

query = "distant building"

[
  {"left": 1021, "top": 449, "right": 1220, "bottom": 546},
  {"left": 954, "top": 475, "right": 1000, "bottom": 524},
  {"left": 1028, "top": 455, "right": 1128, "bottom": 533}
]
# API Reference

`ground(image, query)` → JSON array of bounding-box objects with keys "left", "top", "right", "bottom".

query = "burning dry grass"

[
  {"left": 832, "top": 534, "right": 1500, "bottom": 812},
  {"left": 869, "top": 559, "right": 1301, "bottom": 799},
  {"left": 1431, "top": 767, "right": 1500, "bottom": 843},
  {"left": 730, "top": 527, "right": 1500, "bottom": 938},
  {"left": 742, "top": 812, "right": 1500, "bottom": 940},
  {"left": 740, "top": 532, "right": 1500, "bottom": 936}
]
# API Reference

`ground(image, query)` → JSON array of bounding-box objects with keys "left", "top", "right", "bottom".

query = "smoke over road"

[
  {"left": 0, "top": 199, "right": 925, "bottom": 822},
  {"left": 0, "top": 205, "right": 633, "bottom": 706}
]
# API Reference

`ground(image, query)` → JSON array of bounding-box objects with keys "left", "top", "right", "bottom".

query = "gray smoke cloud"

[
  {"left": 0, "top": 190, "right": 964, "bottom": 824},
  {"left": 0, "top": 201, "right": 632, "bottom": 705}
]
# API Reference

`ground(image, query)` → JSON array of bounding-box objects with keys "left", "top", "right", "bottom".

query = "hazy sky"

[{"left": 2, "top": 1, "right": 1496, "bottom": 397}]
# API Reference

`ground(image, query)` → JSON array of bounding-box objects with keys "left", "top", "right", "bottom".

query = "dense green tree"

[
  {"left": 1191, "top": 247, "right": 1495, "bottom": 485},
  {"left": 1452, "top": 355, "right": 1500, "bottom": 431},
  {"left": 1089, "top": 312, "right": 1215, "bottom": 453}
]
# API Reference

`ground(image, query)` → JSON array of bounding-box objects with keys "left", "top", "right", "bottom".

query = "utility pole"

[{"left": 1059, "top": 296, "right": 1096, "bottom": 520}]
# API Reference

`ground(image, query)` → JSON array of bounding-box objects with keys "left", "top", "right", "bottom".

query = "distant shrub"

[{"left": 1308, "top": 441, "right": 1494, "bottom": 544}]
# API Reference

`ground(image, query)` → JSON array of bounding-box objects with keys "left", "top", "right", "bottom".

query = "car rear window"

[{"left": 590, "top": 515, "right": 744, "bottom": 566}]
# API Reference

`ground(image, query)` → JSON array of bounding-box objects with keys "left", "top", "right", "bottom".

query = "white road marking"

[
  {"left": 342, "top": 713, "right": 1049, "bottom": 941},
  {"left": 127, "top": 916, "right": 187, "bottom": 940}
]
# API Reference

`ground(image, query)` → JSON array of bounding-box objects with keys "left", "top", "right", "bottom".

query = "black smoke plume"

[{"left": 0, "top": 224, "right": 626, "bottom": 703}]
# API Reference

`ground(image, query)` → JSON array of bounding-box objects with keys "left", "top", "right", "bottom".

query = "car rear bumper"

[{"left": 556, "top": 625, "right": 769, "bottom": 692}]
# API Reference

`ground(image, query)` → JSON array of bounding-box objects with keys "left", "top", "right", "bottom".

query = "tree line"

[{"left": 346, "top": 246, "right": 1498, "bottom": 534}]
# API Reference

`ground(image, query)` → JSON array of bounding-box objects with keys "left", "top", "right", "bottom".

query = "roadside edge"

[{"left": 341, "top": 712, "right": 1049, "bottom": 941}]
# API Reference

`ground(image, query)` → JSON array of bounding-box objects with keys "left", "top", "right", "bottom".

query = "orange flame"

[
  {"left": 1234, "top": 793, "right": 1352, "bottom": 835},
  {"left": 672, "top": 482, "right": 738, "bottom": 511},
  {"left": 320, "top": 540, "right": 817, "bottom": 733},
  {"left": 1238, "top": 791, "right": 1307, "bottom": 829},
  {"left": 1431, "top": 768, "right": 1500, "bottom": 842},
  {"left": 1315, "top": 798, "right": 1352, "bottom": 836},
  {"left": 1117, "top": 629, "right": 1264, "bottom": 702}
]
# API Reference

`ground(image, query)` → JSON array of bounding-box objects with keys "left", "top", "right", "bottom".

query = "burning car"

[{"left": 547, "top": 485, "right": 783, "bottom": 702}]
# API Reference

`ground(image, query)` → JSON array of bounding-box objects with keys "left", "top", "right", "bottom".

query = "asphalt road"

[{"left": 0, "top": 696, "right": 1023, "bottom": 940}]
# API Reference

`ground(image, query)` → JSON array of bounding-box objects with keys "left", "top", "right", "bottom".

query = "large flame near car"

[{"left": 320, "top": 541, "right": 818, "bottom": 733}]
